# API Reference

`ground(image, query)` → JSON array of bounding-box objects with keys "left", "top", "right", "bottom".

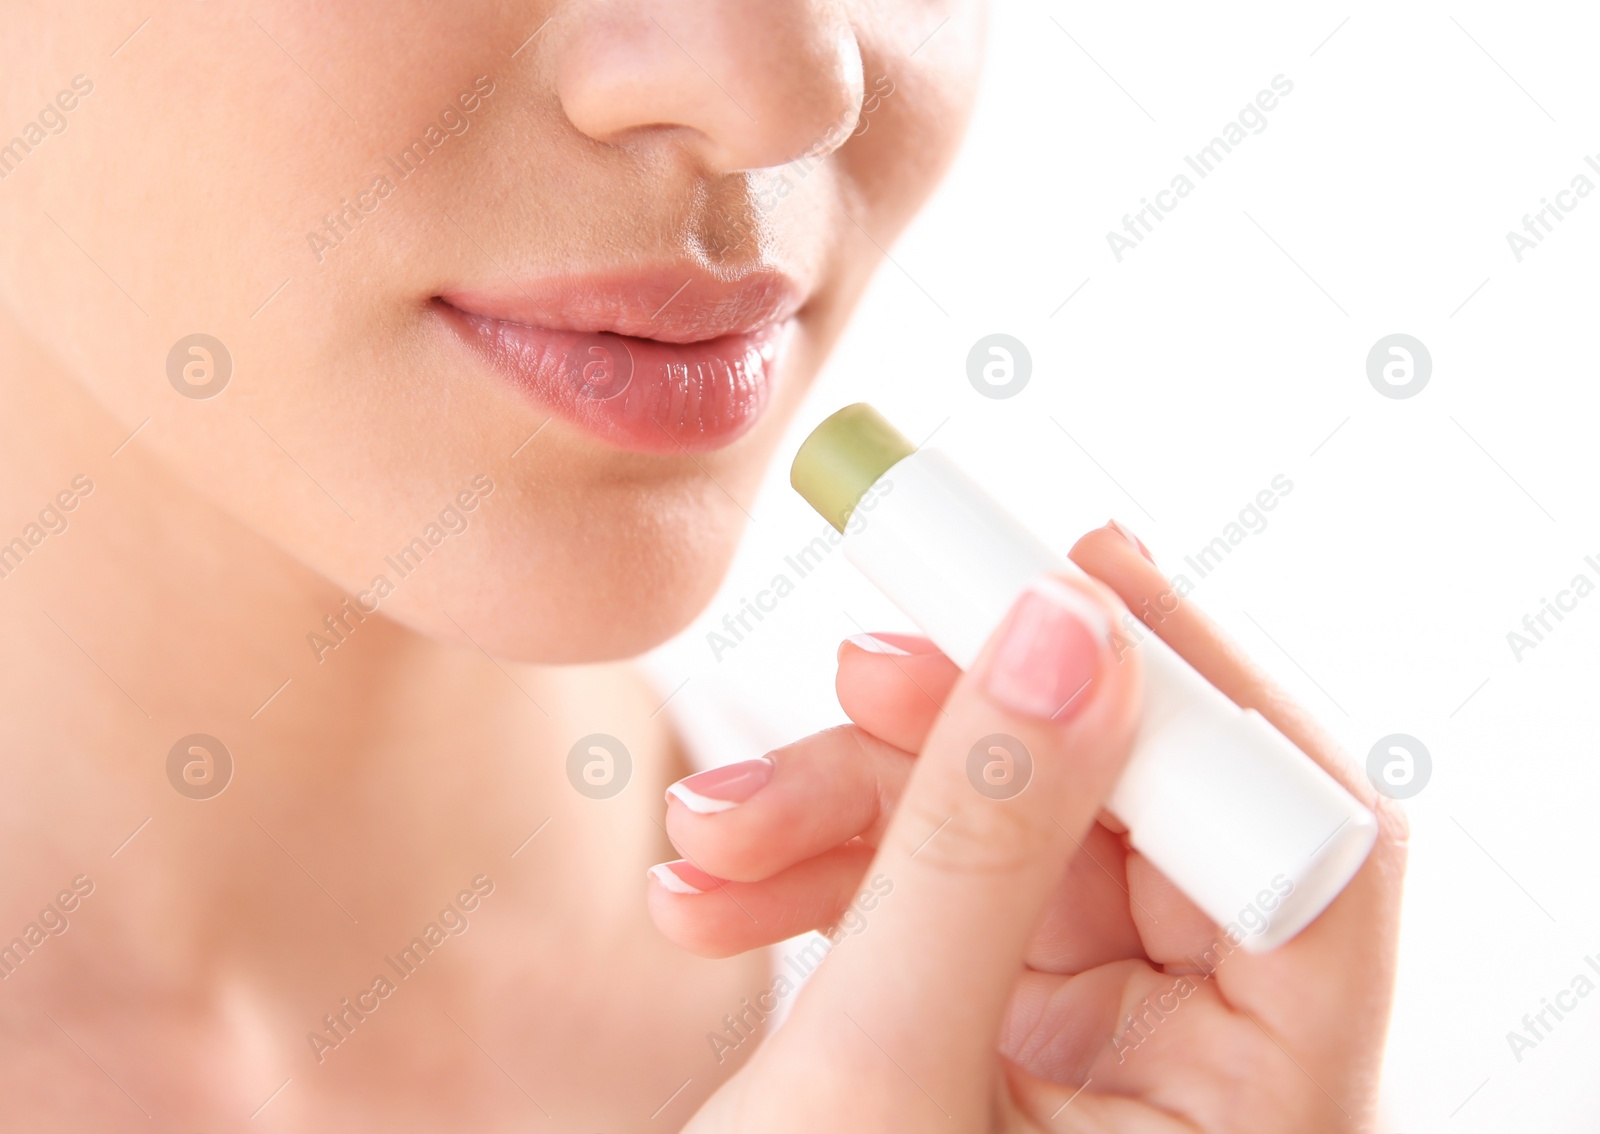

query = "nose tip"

[{"left": 554, "top": 3, "right": 865, "bottom": 174}]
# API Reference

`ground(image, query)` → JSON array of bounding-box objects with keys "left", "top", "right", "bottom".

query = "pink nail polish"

[
  {"left": 789, "top": 406, "right": 1381, "bottom": 948},
  {"left": 666, "top": 757, "right": 774, "bottom": 814},
  {"left": 981, "top": 578, "right": 1109, "bottom": 721},
  {"left": 1107, "top": 519, "right": 1154, "bottom": 563},
  {"left": 647, "top": 860, "right": 721, "bottom": 894}
]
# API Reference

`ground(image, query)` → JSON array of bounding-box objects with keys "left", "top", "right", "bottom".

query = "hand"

[{"left": 648, "top": 524, "right": 1407, "bottom": 1131}]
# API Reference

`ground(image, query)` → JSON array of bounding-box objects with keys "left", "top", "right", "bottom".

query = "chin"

[{"left": 376, "top": 478, "right": 751, "bottom": 665}]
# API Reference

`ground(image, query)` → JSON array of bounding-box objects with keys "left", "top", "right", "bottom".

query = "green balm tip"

[{"left": 790, "top": 403, "right": 916, "bottom": 533}]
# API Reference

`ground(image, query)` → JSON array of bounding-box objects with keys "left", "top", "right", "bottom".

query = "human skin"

[
  {"left": 0, "top": 1, "right": 983, "bottom": 1129},
  {"left": 0, "top": 2, "right": 1405, "bottom": 1131},
  {"left": 653, "top": 528, "right": 1408, "bottom": 1131}
]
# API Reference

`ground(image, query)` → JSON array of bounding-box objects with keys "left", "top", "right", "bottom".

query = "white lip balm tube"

[{"left": 791, "top": 404, "right": 1377, "bottom": 952}]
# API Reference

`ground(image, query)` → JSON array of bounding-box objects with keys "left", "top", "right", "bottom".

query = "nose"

[{"left": 553, "top": 1, "right": 865, "bottom": 174}]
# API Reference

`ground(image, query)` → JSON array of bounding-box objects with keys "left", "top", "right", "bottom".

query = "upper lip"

[{"left": 438, "top": 267, "right": 805, "bottom": 345}]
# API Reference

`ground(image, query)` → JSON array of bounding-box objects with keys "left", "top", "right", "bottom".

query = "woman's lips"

[{"left": 439, "top": 272, "right": 800, "bottom": 454}]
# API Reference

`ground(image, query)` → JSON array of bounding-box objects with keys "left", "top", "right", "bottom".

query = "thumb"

[{"left": 787, "top": 573, "right": 1142, "bottom": 1117}]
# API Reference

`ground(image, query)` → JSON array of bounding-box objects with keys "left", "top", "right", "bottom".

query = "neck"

[{"left": 0, "top": 308, "right": 674, "bottom": 998}]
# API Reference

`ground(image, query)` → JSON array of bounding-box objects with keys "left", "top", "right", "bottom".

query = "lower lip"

[{"left": 440, "top": 304, "right": 790, "bottom": 454}]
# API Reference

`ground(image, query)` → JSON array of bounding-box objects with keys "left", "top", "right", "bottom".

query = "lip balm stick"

[{"left": 791, "top": 403, "right": 1376, "bottom": 952}]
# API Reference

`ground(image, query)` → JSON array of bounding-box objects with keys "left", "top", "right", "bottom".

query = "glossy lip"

[{"left": 439, "top": 270, "right": 803, "bottom": 454}]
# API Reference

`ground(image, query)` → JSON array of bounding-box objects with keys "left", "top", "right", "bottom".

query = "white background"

[{"left": 646, "top": 2, "right": 1600, "bottom": 1128}]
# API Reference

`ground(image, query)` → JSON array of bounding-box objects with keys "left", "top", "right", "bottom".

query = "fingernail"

[
  {"left": 839, "top": 632, "right": 939, "bottom": 658},
  {"left": 981, "top": 577, "right": 1111, "bottom": 722},
  {"left": 666, "top": 757, "right": 774, "bottom": 814},
  {"left": 843, "top": 633, "right": 912, "bottom": 656},
  {"left": 1107, "top": 519, "right": 1154, "bottom": 563},
  {"left": 647, "top": 860, "right": 721, "bottom": 894}
]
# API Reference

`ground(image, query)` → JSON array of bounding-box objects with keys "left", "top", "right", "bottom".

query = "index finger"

[
  {"left": 1070, "top": 524, "right": 1384, "bottom": 809},
  {"left": 1069, "top": 523, "right": 1407, "bottom": 1071}
]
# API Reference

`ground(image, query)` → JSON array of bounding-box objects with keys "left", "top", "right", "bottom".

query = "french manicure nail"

[
  {"left": 666, "top": 757, "right": 774, "bottom": 814},
  {"left": 1107, "top": 519, "right": 1154, "bottom": 564},
  {"left": 843, "top": 632, "right": 913, "bottom": 656},
  {"left": 981, "top": 577, "right": 1110, "bottom": 722},
  {"left": 647, "top": 860, "right": 720, "bottom": 894}
]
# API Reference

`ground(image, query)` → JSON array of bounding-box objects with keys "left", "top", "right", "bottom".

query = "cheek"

[
  {"left": 0, "top": 5, "right": 565, "bottom": 630},
  {"left": 838, "top": 4, "right": 987, "bottom": 225},
  {"left": 0, "top": 3, "right": 975, "bottom": 670}
]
